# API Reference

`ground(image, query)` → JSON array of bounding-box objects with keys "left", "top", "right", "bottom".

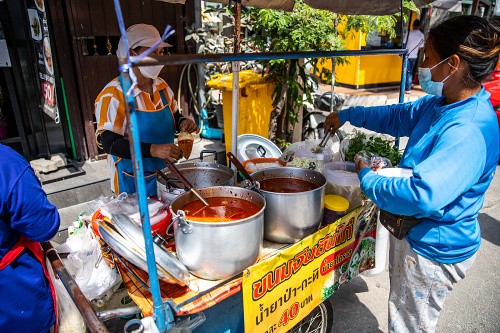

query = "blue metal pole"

[
  {"left": 400, "top": 55, "right": 408, "bottom": 105},
  {"left": 113, "top": 0, "right": 167, "bottom": 331},
  {"left": 396, "top": 0, "right": 407, "bottom": 150},
  {"left": 118, "top": 73, "right": 167, "bottom": 332},
  {"left": 396, "top": 55, "right": 408, "bottom": 149},
  {"left": 128, "top": 48, "right": 408, "bottom": 68}
]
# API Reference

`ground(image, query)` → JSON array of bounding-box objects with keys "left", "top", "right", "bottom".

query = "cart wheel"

[{"left": 287, "top": 301, "right": 333, "bottom": 333}]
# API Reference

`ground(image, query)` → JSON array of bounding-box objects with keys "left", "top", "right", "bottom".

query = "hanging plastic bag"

[
  {"left": 66, "top": 226, "right": 122, "bottom": 302},
  {"left": 46, "top": 258, "right": 86, "bottom": 333}
]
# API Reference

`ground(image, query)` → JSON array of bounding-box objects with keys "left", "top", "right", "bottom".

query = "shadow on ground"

[
  {"left": 478, "top": 212, "right": 500, "bottom": 247},
  {"left": 328, "top": 277, "right": 383, "bottom": 332}
]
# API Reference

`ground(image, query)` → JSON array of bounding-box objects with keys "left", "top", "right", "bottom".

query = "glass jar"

[{"left": 322, "top": 194, "right": 350, "bottom": 226}]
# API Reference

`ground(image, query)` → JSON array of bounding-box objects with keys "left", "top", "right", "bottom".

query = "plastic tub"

[
  {"left": 325, "top": 161, "right": 359, "bottom": 186},
  {"left": 378, "top": 167, "right": 413, "bottom": 178}
]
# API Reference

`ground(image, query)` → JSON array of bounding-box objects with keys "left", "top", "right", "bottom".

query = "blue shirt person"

[{"left": 324, "top": 15, "right": 500, "bottom": 333}]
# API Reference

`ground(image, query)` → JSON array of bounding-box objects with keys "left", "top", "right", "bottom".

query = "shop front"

[
  {"left": 0, "top": 0, "right": 71, "bottom": 160},
  {"left": 1, "top": 0, "right": 196, "bottom": 162}
]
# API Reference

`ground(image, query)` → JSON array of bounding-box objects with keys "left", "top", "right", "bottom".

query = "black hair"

[
  {"left": 413, "top": 19, "right": 421, "bottom": 28},
  {"left": 427, "top": 15, "right": 500, "bottom": 86}
]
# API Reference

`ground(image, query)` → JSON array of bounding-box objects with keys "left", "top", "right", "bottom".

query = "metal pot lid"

[{"left": 237, "top": 134, "right": 282, "bottom": 162}]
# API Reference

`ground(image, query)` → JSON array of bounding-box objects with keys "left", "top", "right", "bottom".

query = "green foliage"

[
  {"left": 344, "top": 131, "right": 402, "bottom": 166},
  {"left": 276, "top": 138, "right": 291, "bottom": 150},
  {"left": 248, "top": 1, "right": 345, "bottom": 126},
  {"left": 248, "top": 0, "right": 418, "bottom": 129}
]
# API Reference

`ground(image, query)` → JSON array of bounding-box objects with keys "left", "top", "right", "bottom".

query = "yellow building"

[{"left": 315, "top": 17, "right": 419, "bottom": 89}]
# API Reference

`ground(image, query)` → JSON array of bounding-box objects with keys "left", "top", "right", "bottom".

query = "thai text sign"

[{"left": 242, "top": 203, "right": 378, "bottom": 333}]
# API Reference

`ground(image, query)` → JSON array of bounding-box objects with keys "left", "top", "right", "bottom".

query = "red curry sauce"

[
  {"left": 259, "top": 177, "right": 318, "bottom": 193},
  {"left": 180, "top": 197, "right": 260, "bottom": 222}
]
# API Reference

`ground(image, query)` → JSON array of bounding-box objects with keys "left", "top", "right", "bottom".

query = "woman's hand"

[
  {"left": 355, "top": 157, "right": 383, "bottom": 173},
  {"left": 179, "top": 118, "right": 198, "bottom": 133},
  {"left": 323, "top": 111, "right": 342, "bottom": 135},
  {"left": 355, "top": 158, "right": 370, "bottom": 173},
  {"left": 150, "top": 143, "right": 183, "bottom": 163}
]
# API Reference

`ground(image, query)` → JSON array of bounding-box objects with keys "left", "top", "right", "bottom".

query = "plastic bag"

[
  {"left": 66, "top": 227, "right": 122, "bottom": 302},
  {"left": 54, "top": 219, "right": 90, "bottom": 254},
  {"left": 354, "top": 150, "right": 392, "bottom": 170},
  {"left": 281, "top": 138, "right": 341, "bottom": 166},
  {"left": 339, "top": 130, "right": 401, "bottom": 166},
  {"left": 96, "top": 192, "right": 167, "bottom": 226},
  {"left": 46, "top": 258, "right": 86, "bottom": 333}
]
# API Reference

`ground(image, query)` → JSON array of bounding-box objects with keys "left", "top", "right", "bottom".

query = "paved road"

[{"left": 328, "top": 165, "right": 500, "bottom": 333}]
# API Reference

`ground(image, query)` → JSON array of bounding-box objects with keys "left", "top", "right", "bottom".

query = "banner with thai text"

[{"left": 242, "top": 203, "right": 378, "bottom": 333}]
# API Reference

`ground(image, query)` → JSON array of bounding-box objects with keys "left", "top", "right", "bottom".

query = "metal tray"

[{"left": 98, "top": 220, "right": 189, "bottom": 286}]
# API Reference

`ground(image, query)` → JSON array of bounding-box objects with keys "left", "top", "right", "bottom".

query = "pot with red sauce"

[
  {"left": 170, "top": 186, "right": 265, "bottom": 280},
  {"left": 251, "top": 167, "right": 326, "bottom": 243}
]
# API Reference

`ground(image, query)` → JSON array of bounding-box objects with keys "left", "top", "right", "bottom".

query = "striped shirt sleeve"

[{"left": 95, "top": 78, "right": 127, "bottom": 135}]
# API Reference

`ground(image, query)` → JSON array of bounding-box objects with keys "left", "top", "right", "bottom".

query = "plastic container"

[
  {"left": 378, "top": 167, "right": 413, "bottom": 178},
  {"left": 322, "top": 194, "right": 350, "bottom": 226},
  {"left": 241, "top": 157, "right": 284, "bottom": 173},
  {"left": 325, "top": 161, "right": 359, "bottom": 186},
  {"left": 295, "top": 141, "right": 334, "bottom": 162}
]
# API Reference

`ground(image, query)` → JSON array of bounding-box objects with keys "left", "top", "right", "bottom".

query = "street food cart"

[{"left": 45, "top": 0, "right": 433, "bottom": 332}]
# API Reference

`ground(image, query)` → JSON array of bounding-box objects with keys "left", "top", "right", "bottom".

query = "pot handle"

[
  {"left": 199, "top": 150, "right": 218, "bottom": 163},
  {"left": 172, "top": 210, "right": 193, "bottom": 234},
  {"left": 257, "top": 145, "right": 266, "bottom": 157}
]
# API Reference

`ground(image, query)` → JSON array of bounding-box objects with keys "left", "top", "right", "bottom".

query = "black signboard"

[{"left": 27, "top": 0, "right": 59, "bottom": 122}]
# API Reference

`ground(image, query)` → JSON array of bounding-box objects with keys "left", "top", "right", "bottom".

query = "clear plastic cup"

[{"left": 178, "top": 131, "right": 194, "bottom": 160}]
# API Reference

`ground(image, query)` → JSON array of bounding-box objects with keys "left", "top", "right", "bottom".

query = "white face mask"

[
  {"left": 139, "top": 65, "right": 164, "bottom": 79},
  {"left": 418, "top": 57, "right": 452, "bottom": 97}
]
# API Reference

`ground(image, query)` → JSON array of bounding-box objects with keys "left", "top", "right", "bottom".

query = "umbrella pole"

[{"left": 230, "top": 2, "right": 241, "bottom": 162}]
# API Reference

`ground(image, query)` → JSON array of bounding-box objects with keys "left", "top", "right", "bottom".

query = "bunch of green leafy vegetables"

[{"left": 344, "top": 131, "right": 402, "bottom": 166}]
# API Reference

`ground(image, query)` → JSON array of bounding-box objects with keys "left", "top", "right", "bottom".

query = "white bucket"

[
  {"left": 363, "top": 167, "right": 413, "bottom": 276},
  {"left": 363, "top": 211, "right": 389, "bottom": 276}
]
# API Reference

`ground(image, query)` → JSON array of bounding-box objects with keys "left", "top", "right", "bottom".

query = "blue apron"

[{"left": 112, "top": 90, "right": 174, "bottom": 197}]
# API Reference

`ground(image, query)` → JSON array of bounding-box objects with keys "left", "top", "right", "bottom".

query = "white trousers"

[{"left": 388, "top": 237, "right": 476, "bottom": 333}]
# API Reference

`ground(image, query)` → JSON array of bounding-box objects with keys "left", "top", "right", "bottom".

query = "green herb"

[{"left": 344, "top": 131, "right": 402, "bottom": 166}]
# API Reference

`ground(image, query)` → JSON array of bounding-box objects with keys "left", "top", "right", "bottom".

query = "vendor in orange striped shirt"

[{"left": 95, "top": 24, "right": 197, "bottom": 197}]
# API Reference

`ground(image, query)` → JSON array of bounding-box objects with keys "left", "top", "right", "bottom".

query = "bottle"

[
  {"left": 322, "top": 194, "right": 350, "bottom": 226},
  {"left": 315, "top": 153, "right": 325, "bottom": 174}
]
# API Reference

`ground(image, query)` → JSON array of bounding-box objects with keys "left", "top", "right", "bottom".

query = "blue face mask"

[{"left": 418, "top": 57, "right": 452, "bottom": 97}]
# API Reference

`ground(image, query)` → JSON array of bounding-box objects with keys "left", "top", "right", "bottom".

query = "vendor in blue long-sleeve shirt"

[
  {"left": 324, "top": 15, "right": 499, "bottom": 333},
  {"left": 0, "top": 145, "right": 60, "bottom": 332}
]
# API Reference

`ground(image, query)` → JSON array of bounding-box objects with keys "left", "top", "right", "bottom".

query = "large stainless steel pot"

[
  {"left": 157, "top": 162, "right": 235, "bottom": 202},
  {"left": 170, "top": 186, "right": 265, "bottom": 280},
  {"left": 251, "top": 167, "right": 326, "bottom": 243}
]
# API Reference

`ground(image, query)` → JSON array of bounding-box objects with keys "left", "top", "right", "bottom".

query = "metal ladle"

[
  {"left": 226, "top": 152, "right": 255, "bottom": 183},
  {"left": 162, "top": 160, "right": 210, "bottom": 206}
]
